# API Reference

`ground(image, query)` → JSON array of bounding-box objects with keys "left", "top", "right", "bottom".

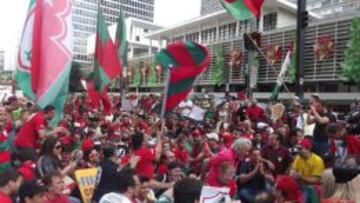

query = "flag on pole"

[
  {"left": 17, "top": 0, "right": 74, "bottom": 125},
  {"left": 271, "top": 46, "right": 293, "bottom": 101},
  {"left": 219, "top": 0, "right": 265, "bottom": 20},
  {"left": 156, "top": 42, "right": 210, "bottom": 115},
  {"left": 115, "top": 9, "right": 128, "bottom": 68},
  {"left": 87, "top": 6, "right": 121, "bottom": 114},
  {"left": 93, "top": 7, "right": 121, "bottom": 91}
]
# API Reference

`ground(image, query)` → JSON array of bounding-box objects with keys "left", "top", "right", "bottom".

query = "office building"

[
  {"left": 72, "top": 0, "right": 155, "bottom": 67},
  {"left": 0, "top": 51, "right": 4, "bottom": 72}
]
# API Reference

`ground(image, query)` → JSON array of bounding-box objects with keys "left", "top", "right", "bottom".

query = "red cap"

[
  {"left": 81, "top": 139, "right": 94, "bottom": 152},
  {"left": 275, "top": 175, "right": 302, "bottom": 202},
  {"left": 298, "top": 138, "right": 312, "bottom": 150},
  {"left": 192, "top": 129, "right": 201, "bottom": 137}
]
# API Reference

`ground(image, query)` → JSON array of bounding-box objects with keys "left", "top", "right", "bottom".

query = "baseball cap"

[
  {"left": 297, "top": 138, "right": 312, "bottom": 150},
  {"left": 206, "top": 133, "right": 219, "bottom": 141},
  {"left": 18, "top": 179, "right": 48, "bottom": 202}
]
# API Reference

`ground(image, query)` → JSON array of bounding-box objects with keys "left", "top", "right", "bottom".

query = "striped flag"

[
  {"left": 271, "top": 47, "right": 293, "bottom": 101},
  {"left": 17, "top": 0, "right": 74, "bottom": 125},
  {"left": 156, "top": 42, "right": 210, "bottom": 115},
  {"left": 115, "top": 9, "right": 128, "bottom": 68},
  {"left": 220, "top": 0, "right": 265, "bottom": 20},
  {"left": 87, "top": 6, "right": 121, "bottom": 114}
]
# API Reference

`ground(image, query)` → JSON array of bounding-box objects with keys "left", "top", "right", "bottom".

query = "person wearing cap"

[
  {"left": 307, "top": 94, "right": 336, "bottom": 158},
  {"left": 14, "top": 105, "right": 69, "bottom": 160},
  {"left": 0, "top": 168, "right": 23, "bottom": 203},
  {"left": 290, "top": 138, "right": 325, "bottom": 185},
  {"left": 273, "top": 175, "right": 304, "bottom": 203},
  {"left": 18, "top": 179, "right": 48, "bottom": 203}
]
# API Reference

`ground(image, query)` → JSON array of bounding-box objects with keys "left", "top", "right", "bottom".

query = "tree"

[
  {"left": 69, "top": 61, "right": 84, "bottom": 92},
  {"left": 148, "top": 59, "right": 157, "bottom": 86},
  {"left": 133, "top": 60, "right": 142, "bottom": 87},
  {"left": 342, "top": 17, "right": 360, "bottom": 83},
  {"left": 212, "top": 45, "right": 224, "bottom": 85}
]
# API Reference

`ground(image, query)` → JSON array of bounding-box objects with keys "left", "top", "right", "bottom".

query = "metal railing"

[{"left": 128, "top": 14, "right": 359, "bottom": 87}]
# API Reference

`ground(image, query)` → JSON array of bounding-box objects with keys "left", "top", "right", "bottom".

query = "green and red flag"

[
  {"left": 220, "top": 0, "right": 265, "bottom": 20},
  {"left": 271, "top": 44, "right": 294, "bottom": 101},
  {"left": 0, "top": 133, "right": 11, "bottom": 173},
  {"left": 87, "top": 7, "right": 121, "bottom": 114},
  {"left": 115, "top": 9, "right": 128, "bottom": 68},
  {"left": 17, "top": 0, "right": 74, "bottom": 125},
  {"left": 156, "top": 42, "right": 210, "bottom": 115}
]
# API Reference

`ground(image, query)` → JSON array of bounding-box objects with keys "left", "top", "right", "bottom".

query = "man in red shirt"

[
  {"left": 246, "top": 99, "right": 264, "bottom": 123},
  {"left": 14, "top": 105, "right": 67, "bottom": 160},
  {"left": 43, "top": 171, "right": 77, "bottom": 203},
  {"left": 0, "top": 168, "right": 24, "bottom": 203},
  {"left": 131, "top": 131, "right": 162, "bottom": 179}
]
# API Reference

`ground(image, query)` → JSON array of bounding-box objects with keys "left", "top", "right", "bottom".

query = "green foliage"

[
  {"left": 148, "top": 59, "right": 157, "bottom": 86},
  {"left": 342, "top": 17, "right": 360, "bottom": 83},
  {"left": 286, "top": 54, "right": 296, "bottom": 84},
  {"left": 212, "top": 45, "right": 224, "bottom": 85},
  {"left": 133, "top": 60, "right": 142, "bottom": 87}
]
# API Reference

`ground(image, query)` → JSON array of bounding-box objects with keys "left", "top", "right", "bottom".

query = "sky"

[{"left": 0, "top": 0, "right": 201, "bottom": 70}]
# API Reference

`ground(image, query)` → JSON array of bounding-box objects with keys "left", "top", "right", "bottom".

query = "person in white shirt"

[{"left": 99, "top": 168, "right": 140, "bottom": 203}]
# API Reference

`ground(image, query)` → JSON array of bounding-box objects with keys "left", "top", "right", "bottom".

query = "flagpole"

[
  {"left": 160, "top": 68, "right": 171, "bottom": 118},
  {"left": 244, "top": 33, "right": 293, "bottom": 98}
]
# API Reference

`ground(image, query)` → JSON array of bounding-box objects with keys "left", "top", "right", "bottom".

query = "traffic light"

[{"left": 302, "top": 11, "right": 309, "bottom": 28}]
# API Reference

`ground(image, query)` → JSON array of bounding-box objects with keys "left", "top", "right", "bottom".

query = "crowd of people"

[{"left": 0, "top": 92, "right": 359, "bottom": 203}]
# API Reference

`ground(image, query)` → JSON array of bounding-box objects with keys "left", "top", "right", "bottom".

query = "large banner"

[{"left": 75, "top": 168, "right": 99, "bottom": 203}]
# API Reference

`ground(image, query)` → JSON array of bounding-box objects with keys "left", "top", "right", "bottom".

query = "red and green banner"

[
  {"left": 220, "top": 0, "right": 265, "bottom": 20},
  {"left": 156, "top": 42, "right": 210, "bottom": 115},
  {"left": 87, "top": 7, "right": 121, "bottom": 114},
  {"left": 115, "top": 9, "right": 128, "bottom": 68},
  {"left": 0, "top": 133, "right": 11, "bottom": 173},
  {"left": 17, "top": 0, "right": 73, "bottom": 125}
]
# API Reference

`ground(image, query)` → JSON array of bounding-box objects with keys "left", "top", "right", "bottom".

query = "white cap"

[{"left": 206, "top": 133, "right": 219, "bottom": 141}]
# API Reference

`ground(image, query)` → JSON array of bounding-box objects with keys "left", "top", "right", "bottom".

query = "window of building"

[
  {"left": 219, "top": 22, "right": 236, "bottom": 40},
  {"left": 201, "top": 27, "right": 216, "bottom": 43},
  {"left": 172, "top": 36, "right": 184, "bottom": 42},
  {"left": 263, "top": 12, "right": 277, "bottom": 31},
  {"left": 186, "top": 32, "right": 199, "bottom": 42}
]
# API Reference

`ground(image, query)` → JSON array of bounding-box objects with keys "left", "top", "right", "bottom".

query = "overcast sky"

[{"left": 0, "top": 0, "right": 201, "bottom": 70}]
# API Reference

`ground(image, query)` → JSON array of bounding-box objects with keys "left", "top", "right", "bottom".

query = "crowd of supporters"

[{"left": 0, "top": 92, "right": 359, "bottom": 203}]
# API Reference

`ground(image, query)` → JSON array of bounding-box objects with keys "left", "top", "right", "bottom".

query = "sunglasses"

[{"left": 55, "top": 145, "right": 63, "bottom": 150}]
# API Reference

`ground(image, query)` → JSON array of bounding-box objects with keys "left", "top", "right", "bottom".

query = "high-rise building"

[
  {"left": 72, "top": 0, "right": 155, "bottom": 67},
  {"left": 201, "top": 0, "right": 360, "bottom": 17},
  {"left": 287, "top": 0, "right": 360, "bottom": 16},
  {"left": 201, "top": 0, "right": 223, "bottom": 16},
  {"left": 0, "top": 51, "right": 4, "bottom": 72}
]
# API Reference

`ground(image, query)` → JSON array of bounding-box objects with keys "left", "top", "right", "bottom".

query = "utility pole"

[{"left": 296, "top": 0, "right": 308, "bottom": 101}]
